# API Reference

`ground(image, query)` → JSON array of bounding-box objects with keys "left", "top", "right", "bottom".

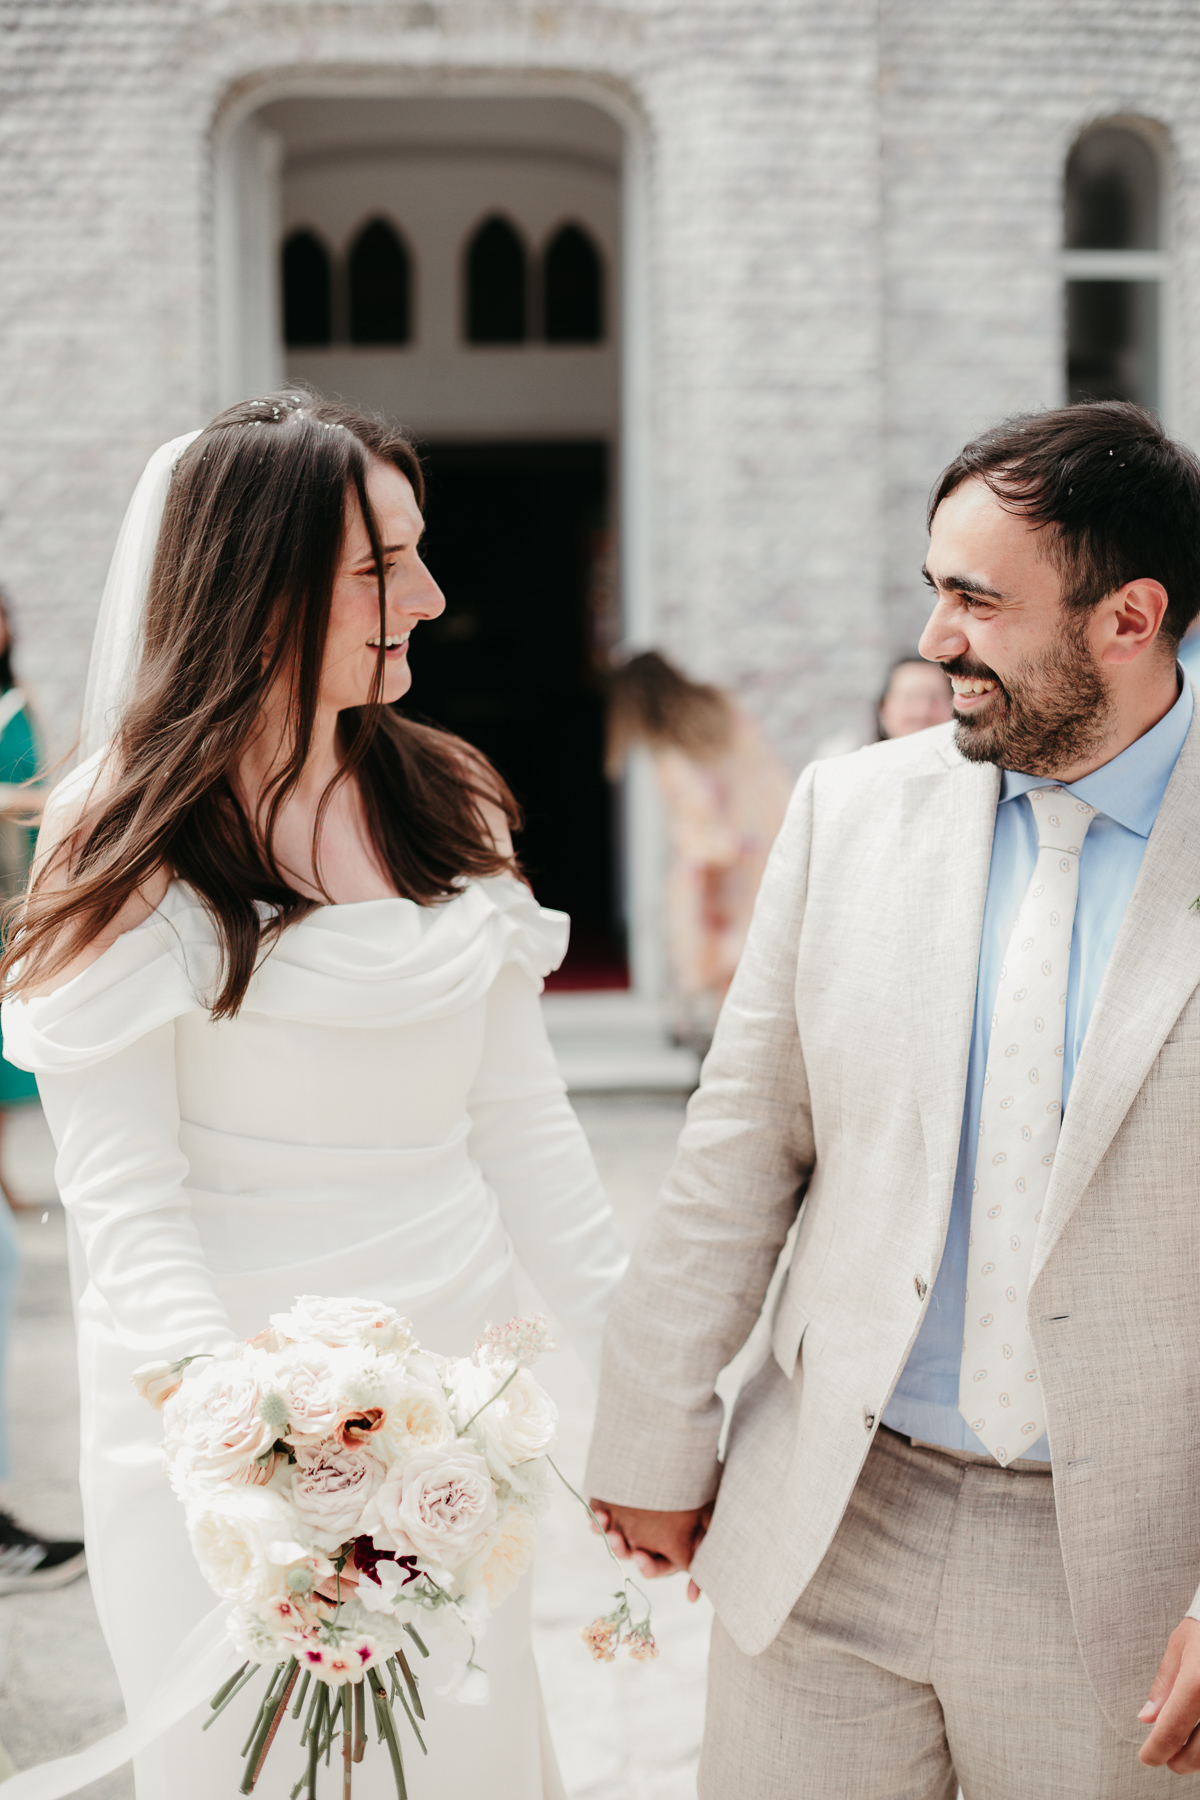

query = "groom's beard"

[{"left": 947, "top": 616, "right": 1115, "bottom": 776}]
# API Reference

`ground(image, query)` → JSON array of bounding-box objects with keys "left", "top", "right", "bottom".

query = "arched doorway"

[{"left": 229, "top": 93, "right": 628, "bottom": 989}]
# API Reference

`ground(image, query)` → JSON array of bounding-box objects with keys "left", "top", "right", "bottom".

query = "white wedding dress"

[{"left": 2, "top": 869, "right": 626, "bottom": 1799}]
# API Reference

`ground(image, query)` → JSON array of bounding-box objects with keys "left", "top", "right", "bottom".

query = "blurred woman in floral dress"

[{"left": 606, "top": 650, "right": 793, "bottom": 1048}]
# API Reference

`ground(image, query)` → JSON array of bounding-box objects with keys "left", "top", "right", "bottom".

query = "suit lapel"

[
  {"left": 1032, "top": 714, "right": 1200, "bottom": 1282},
  {"left": 901, "top": 744, "right": 999, "bottom": 1242}
]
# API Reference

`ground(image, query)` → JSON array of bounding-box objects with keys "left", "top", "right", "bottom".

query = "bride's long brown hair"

[{"left": 2, "top": 390, "right": 520, "bottom": 1016}]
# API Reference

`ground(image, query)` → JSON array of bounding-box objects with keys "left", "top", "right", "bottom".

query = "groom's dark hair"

[{"left": 929, "top": 401, "right": 1200, "bottom": 649}]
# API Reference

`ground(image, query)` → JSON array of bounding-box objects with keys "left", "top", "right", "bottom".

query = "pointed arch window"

[
  {"left": 465, "top": 217, "right": 527, "bottom": 344},
  {"left": 1063, "top": 125, "right": 1165, "bottom": 412},
  {"left": 349, "top": 218, "right": 412, "bottom": 345},
  {"left": 282, "top": 229, "right": 333, "bottom": 348},
  {"left": 543, "top": 224, "right": 604, "bottom": 343}
]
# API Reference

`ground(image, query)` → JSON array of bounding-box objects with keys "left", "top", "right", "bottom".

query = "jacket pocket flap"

[{"left": 770, "top": 1288, "right": 809, "bottom": 1377}]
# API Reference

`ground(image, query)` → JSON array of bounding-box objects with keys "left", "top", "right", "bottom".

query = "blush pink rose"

[
  {"left": 164, "top": 1359, "right": 275, "bottom": 1493},
  {"left": 366, "top": 1443, "right": 498, "bottom": 1573},
  {"left": 291, "top": 1440, "right": 384, "bottom": 1550},
  {"left": 276, "top": 1349, "right": 347, "bottom": 1444}
]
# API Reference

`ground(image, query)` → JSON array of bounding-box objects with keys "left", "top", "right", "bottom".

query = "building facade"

[{"left": 0, "top": 0, "right": 1196, "bottom": 991}]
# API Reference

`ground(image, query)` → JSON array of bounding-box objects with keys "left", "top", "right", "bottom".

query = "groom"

[{"left": 587, "top": 401, "right": 1200, "bottom": 1796}]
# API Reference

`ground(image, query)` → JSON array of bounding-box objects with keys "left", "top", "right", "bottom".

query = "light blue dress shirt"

[
  {"left": 1178, "top": 632, "right": 1200, "bottom": 686},
  {"left": 881, "top": 676, "right": 1194, "bottom": 1462}
]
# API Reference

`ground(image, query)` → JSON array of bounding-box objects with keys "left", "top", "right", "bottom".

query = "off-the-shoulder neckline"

[{"left": 20, "top": 876, "right": 526, "bottom": 1003}]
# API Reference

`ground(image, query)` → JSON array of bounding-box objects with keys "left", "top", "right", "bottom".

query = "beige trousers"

[{"left": 699, "top": 1427, "right": 1197, "bottom": 1799}]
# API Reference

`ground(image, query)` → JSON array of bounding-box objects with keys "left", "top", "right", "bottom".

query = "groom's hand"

[
  {"left": 1139, "top": 1616, "right": 1200, "bottom": 1770},
  {"left": 589, "top": 1500, "right": 711, "bottom": 1600}
]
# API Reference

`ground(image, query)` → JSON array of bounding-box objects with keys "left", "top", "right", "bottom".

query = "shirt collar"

[{"left": 999, "top": 673, "right": 1194, "bottom": 838}]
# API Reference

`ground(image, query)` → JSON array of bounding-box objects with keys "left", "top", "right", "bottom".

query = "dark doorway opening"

[{"left": 408, "top": 440, "right": 627, "bottom": 990}]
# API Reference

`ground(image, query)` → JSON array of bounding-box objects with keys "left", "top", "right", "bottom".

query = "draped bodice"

[
  {"left": 2, "top": 876, "right": 574, "bottom": 1329},
  {"left": 4, "top": 874, "right": 567, "bottom": 1071}
]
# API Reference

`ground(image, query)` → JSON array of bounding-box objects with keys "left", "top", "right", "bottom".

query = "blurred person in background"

[
  {"left": 0, "top": 589, "right": 85, "bottom": 1596},
  {"left": 812, "top": 653, "right": 954, "bottom": 759},
  {"left": 877, "top": 653, "right": 954, "bottom": 738},
  {"left": 0, "top": 589, "right": 45, "bottom": 1200},
  {"left": 607, "top": 650, "right": 793, "bottom": 1048}
]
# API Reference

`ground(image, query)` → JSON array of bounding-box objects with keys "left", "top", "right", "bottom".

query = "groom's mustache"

[{"left": 939, "top": 654, "right": 1006, "bottom": 694}]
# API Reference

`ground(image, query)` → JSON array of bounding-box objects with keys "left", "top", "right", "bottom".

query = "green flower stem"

[
  {"left": 402, "top": 1623, "right": 428, "bottom": 1659},
  {"left": 240, "top": 1659, "right": 297, "bottom": 1792},
  {"left": 369, "top": 1680, "right": 387, "bottom": 1746},
  {"left": 243, "top": 1660, "right": 299, "bottom": 1794},
  {"left": 383, "top": 1658, "right": 426, "bottom": 1755},
  {"left": 300, "top": 1673, "right": 323, "bottom": 1746},
  {"left": 305, "top": 1684, "right": 325, "bottom": 1800},
  {"left": 367, "top": 1668, "right": 408, "bottom": 1800},
  {"left": 240, "top": 1666, "right": 283, "bottom": 1760},
  {"left": 547, "top": 1454, "right": 655, "bottom": 1625},
  {"left": 342, "top": 1684, "right": 353, "bottom": 1800},
  {"left": 393, "top": 1648, "right": 424, "bottom": 1721},
  {"left": 459, "top": 1364, "right": 518, "bottom": 1433},
  {"left": 353, "top": 1678, "right": 367, "bottom": 1764},
  {"left": 323, "top": 1687, "right": 341, "bottom": 1766},
  {"left": 210, "top": 1663, "right": 249, "bottom": 1710},
  {"left": 291, "top": 1669, "right": 312, "bottom": 1721},
  {"left": 202, "top": 1662, "right": 261, "bottom": 1731},
  {"left": 391, "top": 1681, "right": 426, "bottom": 1756}
]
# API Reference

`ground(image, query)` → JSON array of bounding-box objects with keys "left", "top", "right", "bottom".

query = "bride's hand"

[{"left": 589, "top": 1499, "right": 711, "bottom": 1599}]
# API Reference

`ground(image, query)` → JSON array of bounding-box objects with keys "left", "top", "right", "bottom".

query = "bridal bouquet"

[{"left": 134, "top": 1298, "right": 645, "bottom": 1799}]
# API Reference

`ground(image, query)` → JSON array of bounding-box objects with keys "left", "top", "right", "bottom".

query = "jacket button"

[
  {"left": 863, "top": 1407, "right": 876, "bottom": 1431},
  {"left": 914, "top": 1275, "right": 928, "bottom": 1300}
]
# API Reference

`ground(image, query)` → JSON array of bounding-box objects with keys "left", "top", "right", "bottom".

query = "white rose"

[
  {"left": 365, "top": 1443, "right": 498, "bottom": 1573},
  {"left": 291, "top": 1439, "right": 385, "bottom": 1550},
  {"left": 372, "top": 1373, "right": 454, "bottom": 1465},
  {"left": 448, "top": 1360, "right": 557, "bottom": 1480},
  {"left": 187, "top": 1486, "right": 301, "bottom": 1605},
  {"left": 163, "top": 1354, "right": 276, "bottom": 1493},
  {"left": 461, "top": 1500, "right": 538, "bottom": 1607},
  {"left": 270, "top": 1296, "right": 413, "bottom": 1355},
  {"left": 274, "top": 1346, "right": 348, "bottom": 1444}
]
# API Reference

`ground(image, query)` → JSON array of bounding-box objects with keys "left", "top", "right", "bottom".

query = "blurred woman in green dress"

[
  {"left": 0, "top": 589, "right": 85, "bottom": 1592},
  {"left": 0, "top": 593, "right": 43, "bottom": 1161}
]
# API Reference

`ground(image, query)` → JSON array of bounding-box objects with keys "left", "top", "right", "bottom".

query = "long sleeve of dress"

[
  {"left": 36, "top": 1021, "right": 238, "bottom": 1361},
  {"left": 466, "top": 963, "right": 627, "bottom": 1383}
]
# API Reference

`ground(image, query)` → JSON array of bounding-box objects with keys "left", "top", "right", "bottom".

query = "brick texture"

[{"left": 0, "top": 2, "right": 1196, "bottom": 764}]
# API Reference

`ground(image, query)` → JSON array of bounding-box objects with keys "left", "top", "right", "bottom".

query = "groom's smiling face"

[{"left": 917, "top": 475, "right": 1116, "bottom": 778}]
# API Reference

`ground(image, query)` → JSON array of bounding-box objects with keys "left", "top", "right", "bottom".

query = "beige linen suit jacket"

[{"left": 586, "top": 713, "right": 1200, "bottom": 1741}]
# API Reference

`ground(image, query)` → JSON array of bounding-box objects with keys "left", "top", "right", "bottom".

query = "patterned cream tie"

[{"left": 958, "top": 785, "right": 1096, "bottom": 1465}]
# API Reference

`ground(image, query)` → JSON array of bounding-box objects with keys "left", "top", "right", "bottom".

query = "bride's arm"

[
  {"left": 466, "top": 962, "right": 627, "bottom": 1384},
  {"left": 5, "top": 755, "right": 234, "bottom": 1358},
  {"left": 32, "top": 1023, "right": 238, "bottom": 1361}
]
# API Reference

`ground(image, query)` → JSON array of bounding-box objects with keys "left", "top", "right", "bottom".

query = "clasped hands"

[
  {"left": 590, "top": 1508, "right": 1200, "bottom": 1773},
  {"left": 588, "top": 1499, "right": 712, "bottom": 1604}
]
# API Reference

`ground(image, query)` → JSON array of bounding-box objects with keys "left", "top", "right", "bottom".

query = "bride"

[{"left": 0, "top": 391, "right": 627, "bottom": 1798}]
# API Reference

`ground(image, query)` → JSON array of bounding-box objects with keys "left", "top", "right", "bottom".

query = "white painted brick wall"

[{"left": 0, "top": 1, "right": 1198, "bottom": 767}]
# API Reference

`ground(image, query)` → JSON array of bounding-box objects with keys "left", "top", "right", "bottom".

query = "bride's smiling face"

[{"left": 321, "top": 458, "right": 445, "bottom": 712}]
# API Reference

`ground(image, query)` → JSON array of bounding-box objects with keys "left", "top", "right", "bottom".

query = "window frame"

[{"left": 1061, "top": 118, "right": 1172, "bottom": 421}]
